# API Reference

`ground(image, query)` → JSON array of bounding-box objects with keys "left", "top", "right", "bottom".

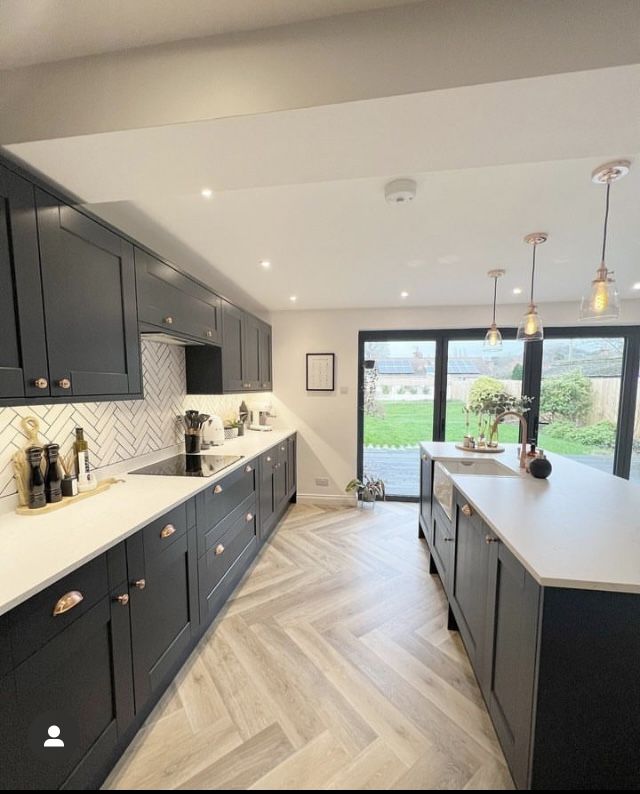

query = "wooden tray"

[
  {"left": 455, "top": 444, "right": 505, "bottom": 454},
  {"left": 16, "top": 477, "right": 124, "bottom": 516}
]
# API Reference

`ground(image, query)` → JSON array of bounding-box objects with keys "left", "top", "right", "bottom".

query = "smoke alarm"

[{"left": 384, "top": 178, "right": 417, "bottom": 204}]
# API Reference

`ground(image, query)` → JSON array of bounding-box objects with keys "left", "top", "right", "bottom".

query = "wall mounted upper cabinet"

[
  {"left": 135, "top": 248, "right": 221, "bottom": 345},
  {"left": 0, "top": 165, "right": 50, "bottom": 402},
  {"left": 185, "top": 301, "right": 273, "bottom": 394},
  {"left": 35, "top": 189, "right": 142, "bottom": 399}
]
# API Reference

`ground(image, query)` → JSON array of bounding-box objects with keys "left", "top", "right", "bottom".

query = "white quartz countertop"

[
  {"left": 0, "top": 429, "right": 295, "bottom": 616},
  {"left": 421, "top": 442, "right": 640, "bottom": 594}
]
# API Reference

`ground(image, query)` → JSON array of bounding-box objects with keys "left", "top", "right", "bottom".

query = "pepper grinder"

[
  {"left": 27, "top": 446, "right": 46, "bottom": 509},
  {"left": 44, "top": 443, "right": 63, "bottom": 503}
]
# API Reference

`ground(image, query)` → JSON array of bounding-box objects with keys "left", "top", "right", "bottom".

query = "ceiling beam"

[{"left": 2, "top": 0, "right": 639, "bottom": 144}]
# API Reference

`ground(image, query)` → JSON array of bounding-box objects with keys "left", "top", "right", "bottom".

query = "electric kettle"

[{"left": 202, "top": 415, "right": 225, "bottom": 447}]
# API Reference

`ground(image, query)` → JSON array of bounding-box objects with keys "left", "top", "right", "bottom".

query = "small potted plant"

[
  {"left": 345, "top": 474, "right": 386, "bottom": 507},
  {"left": 223, "top": 419, "right": 242, "bottom": 440}
]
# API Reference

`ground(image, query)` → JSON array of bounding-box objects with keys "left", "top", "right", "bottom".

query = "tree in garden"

[{"left": 540, "top": 370, "right": 592, "bottom": 424}]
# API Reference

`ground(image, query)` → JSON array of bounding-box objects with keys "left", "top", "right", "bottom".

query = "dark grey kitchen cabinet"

[
  {"left": 287, "top": 434, "right": 297, "bottom": 497},
  {"left": 484, "top": 541, "right": 539, "bottom": 790},
  {"left": 0, "top": 165, "right": 50, "bottom": 402},
  {"left": 450, "top": 495, "right": 493, "bottom": 686},
  {"left": 186, "top": 300, "right": 273, "bottom": 394},
  {"left": 126, "top": 503, "right": 198, "bottom": 713},
  {"left": 221, "top": 300, "right": 246, "bottom": 391},
  {"left": 418, "top": 451, "right": 433, "bottom": 540},
  {"left": 258, "top": 321, "right": 272, "bottom": 390},
  {"left": 9, "top": 587, "right": 134, "bottom": 790},
  {"left": 35, "top": 189, "right": 141, "bottom": 399},
  {"left": 135, "top": 248, "right": 221, "bottom": 344},
  {"left": 243, "top": 313, "right": 261, "bottom": 388},
  {"left": 259, "top": 447, "right": 277, "bottom": 540},
  {"left": 430, "top": 500, "right": 454, "bottom": 594}
]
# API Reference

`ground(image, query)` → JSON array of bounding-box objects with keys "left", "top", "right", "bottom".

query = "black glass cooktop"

[{"left": 129, "top": 454, "right": 243, "bottom": 478}]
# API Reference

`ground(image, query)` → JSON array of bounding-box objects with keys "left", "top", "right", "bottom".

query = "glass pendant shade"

[
  {"left": 580, "top": 270, "right": 620, "bottom": 320},
  {"left": 517, "top": 303, "right": 544, "bottom": 342},
  {"left": 484, "top": 323, "right": 503, "bottom": 350}
]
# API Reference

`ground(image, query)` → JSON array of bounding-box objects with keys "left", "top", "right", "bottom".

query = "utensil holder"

[{"left": 184, "top": 433, "right": 201, "bottom": 454}]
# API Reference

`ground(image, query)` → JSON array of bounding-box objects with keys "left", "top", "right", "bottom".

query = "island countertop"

[
  {"left": 421, "top": 442, "right": 640, "bottom": 594},
  {"left": 0, "top": 429, "right": 296, "bottom": 616}
]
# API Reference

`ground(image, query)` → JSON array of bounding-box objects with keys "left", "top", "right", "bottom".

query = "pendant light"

[
  {"left": 484, "top": 269, "right": 505, "bottom": 350},
  {"left": 579, "top": 160, "right": 629, "bottom": 321},
  {"left": 517, "top": 232, "right": 547, "bottom": 342}
]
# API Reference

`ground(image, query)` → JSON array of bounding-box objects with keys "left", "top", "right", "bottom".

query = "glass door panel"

[
  {"left": 538, "top": 337, "right": 624, "bottom": 473},
  {"left": 444, "top": 339, "right": 524, "bottom": 445},
  {"left": 362, "top": 339, "right": 436, "bottom": 498}
]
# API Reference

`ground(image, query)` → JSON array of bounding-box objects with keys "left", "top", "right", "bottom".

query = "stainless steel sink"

[{"left": 433, "top": 459, "right": 517, "bottom": 519}]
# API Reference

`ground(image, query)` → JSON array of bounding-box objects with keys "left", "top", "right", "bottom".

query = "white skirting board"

[{"left": 296, "top": 493, "right": 357, "bottom": 507}]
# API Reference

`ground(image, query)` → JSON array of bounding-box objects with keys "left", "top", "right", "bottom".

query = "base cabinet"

[
  {"left": 419, "top": 452, "right": 433, "bottom": 538},
  {"left": 0, "top": 438, "right": 297, "bottom": 790},
  {"left": 420, "top": 474, "right": 640, "bottom": 790}
]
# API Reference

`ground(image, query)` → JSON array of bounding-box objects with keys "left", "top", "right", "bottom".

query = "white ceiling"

[
  {"left": 0, "top": 0, "right": 412, "bottom": 69},
  {"left": 5, "top": 66, "right": 640, "bottom": 312}
]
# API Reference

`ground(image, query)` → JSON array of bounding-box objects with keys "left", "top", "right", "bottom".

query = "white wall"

[{"left": 271, "top": 300, "right": 640, "bottom": 500}]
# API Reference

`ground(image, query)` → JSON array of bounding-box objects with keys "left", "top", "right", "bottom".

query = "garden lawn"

[{"left": 363, "top": 400, "right": 612, "bottom": 458}]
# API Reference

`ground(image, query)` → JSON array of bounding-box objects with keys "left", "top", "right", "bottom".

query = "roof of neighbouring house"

[{"left": 374, "top": 358, "right": 480, "bottom": 375}]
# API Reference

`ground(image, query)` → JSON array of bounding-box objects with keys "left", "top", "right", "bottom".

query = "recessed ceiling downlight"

[
  {"left": 201, "top": 188, "right": 213, "bottom": 198},
  {"left": 384, "top": 178, "right": 417, "bottom": 204},
  {"left": 260, "top": 260, "right": 271, "bottom": 269},
  {"left": 289, "top": 295, "right": 297, "bottom": 302}
]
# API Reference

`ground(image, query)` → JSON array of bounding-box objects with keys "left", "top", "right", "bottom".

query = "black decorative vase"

[{"left": 529, "top": 453, "right": 552, "bottom": 479}]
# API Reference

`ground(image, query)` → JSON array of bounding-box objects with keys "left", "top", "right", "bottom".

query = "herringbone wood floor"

[{"left": 103, "top": 502, "right": 514, "bottom": 790}]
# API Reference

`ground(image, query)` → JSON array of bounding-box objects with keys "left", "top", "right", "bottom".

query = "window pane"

[
  {"left": 444, "top": 339, "right": 524, "bottom": 444},
  {"left": 362, "top": 339, "right": 436, "bottom": 498},
  {"left": 631, "top": 363, "right": 640, "bottom": 483},
  {"left": 538, "top": 337, "right": 623, "bottom": 473}
]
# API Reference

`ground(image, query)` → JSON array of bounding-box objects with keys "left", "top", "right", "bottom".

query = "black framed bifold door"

[{"left": 358, "top": 325, "right": 640, "bottom": 500}]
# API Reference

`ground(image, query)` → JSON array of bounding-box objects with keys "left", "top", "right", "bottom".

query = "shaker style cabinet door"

[
  {"left": 221, "top": 300, "right": 246, "bottom": 392},
  {"left": 0, "top": 165, "right": 50, "bottom": 401},
  {"left": 126, "top": 511, "right": 198, "bottom": 713},
  {"left": 35, "top": 189, "right": 141, "bottom": 398},
  {"left": 419, "top": 453, "right": 433, "bottom": 536},
  {"left": 243, "top": 314, "right": 261, "bottom": 389},
  {"left": 10, "top": 591, "right": 134, "bottom": 790},
  {"left": 258, "top": 321, "right": 272, "bottom": 391}
]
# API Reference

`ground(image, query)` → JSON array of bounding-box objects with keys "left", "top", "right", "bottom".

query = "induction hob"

[{"left": 129, "top": 454, "right": 242, "bottom": 478}]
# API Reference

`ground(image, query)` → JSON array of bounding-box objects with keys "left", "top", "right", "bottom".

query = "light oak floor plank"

[{"left": 103, "top": 502, "right": 513, "bottom": 790}]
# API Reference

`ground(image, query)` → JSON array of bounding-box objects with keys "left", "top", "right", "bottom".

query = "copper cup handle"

[
  {"left": 52, "top": 590, "right": 84, "bottom": 616},
  {"left": 160, "top": 523, "right": 176, "bottom": 539}
]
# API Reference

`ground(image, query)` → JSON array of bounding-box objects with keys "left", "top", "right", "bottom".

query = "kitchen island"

[{"left": 420, "top": 442, "right": 640, "bottom": 790}]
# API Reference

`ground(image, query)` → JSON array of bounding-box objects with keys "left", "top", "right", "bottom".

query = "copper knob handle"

[
  {"left": 245, "top": 465, "right": 253, "bottom": 473},
  {"left": 215, "top": 543, "right": 225, "bottom": 556},
  {"left": 485, "top": 535, "right": 500, "bottom": 544},
  {"left": 246, "top": 512, "right": 253, "bottom": 522},
  {"left": 205, "top": 329, "right": 213, "bottom": 338},
  {"left": 34, "top": 377, "right": 48, "bottom": 389},
  {"left": 52, "top": 590, "right": 83, "bottom": 616},
  {"left": 133, "top": 578, "right": 146, "bottom": 589},
  {"left": 57, "top": 378, "right": 71, "bottom": 389},
  {"left": 461, "top": 504, "right": 473, "bottom": 517},
  {"left": 160, "top": 523, "right": 176, "bottom": 538},
  {"left": 163, "top": 316, "right": 174, "bottom": 325},
  {"left": 115, "top": 593, "right": 129, "bottom": 606},
  {"left": 421, "top": 454, "right": 427, "bottom": 461},
  {"left": 443, "top": 537, "right": 455, "bottom": 543},
  {"left": 266, "top": 456, "right": 272, "bottom": 462},
  {"left": 213, "top": 484, "right": 223, "bottom": 494}
]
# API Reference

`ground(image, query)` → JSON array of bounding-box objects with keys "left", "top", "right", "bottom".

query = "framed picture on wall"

[{"left": 306, "top": 353, "right": 335, "bottom": 391}]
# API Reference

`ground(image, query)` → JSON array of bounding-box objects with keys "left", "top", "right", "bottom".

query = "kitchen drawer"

[
  {"left": 8, "top": 550, "right": 118, "bottom": 666},
  {"left": 198, "top": 500, "right": 257, "bottom": 612},
  {"left": 200, "top": 534, "right": 258, "bottom": 625},
  {"left": 141, "top": 502, "right": 188, "bottom": 563},
  {"left": 200, "top": 492, "right": 256, "bottom": 557},
  {"left": 197, "top": 460, "right": 257, "bottom": 537}
]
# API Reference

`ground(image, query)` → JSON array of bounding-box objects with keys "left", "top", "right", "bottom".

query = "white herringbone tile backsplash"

[{"left": 0, "top": 340, "right": 271, "bottom": 500}]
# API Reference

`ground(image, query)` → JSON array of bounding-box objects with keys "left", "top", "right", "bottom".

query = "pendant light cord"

[
  {"left": 492, "top": 276, "right": 497, "bottom": 324},
  {"left": 530, "top": 243, "right": 537, "bottom": 304},
  {"left": 601, "top": 181, "right": 611, "bottom": 263}
]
